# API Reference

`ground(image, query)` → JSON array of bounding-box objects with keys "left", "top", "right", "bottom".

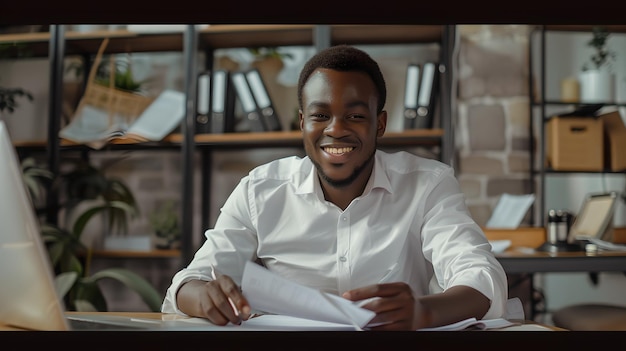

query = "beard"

[{"left": 311, "top": 148, "right": 377, "bottom": 189}]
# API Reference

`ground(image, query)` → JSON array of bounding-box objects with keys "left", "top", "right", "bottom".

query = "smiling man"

[{"left": 162, "top": 45, "right": 508, "bottom": 331}]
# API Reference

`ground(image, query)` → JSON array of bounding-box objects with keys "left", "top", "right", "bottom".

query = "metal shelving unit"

[
  {"left": 5, "top": 24, "right": 456, "bottom": 266},
  {"left": 529, "top": 25, "right": 626, "bottom": 227}
]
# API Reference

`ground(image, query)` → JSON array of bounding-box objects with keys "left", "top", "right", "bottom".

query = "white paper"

[
  {"left": 241, "top": 261, "right": 375, "bottom": 329},
  {"left": 583, "top": 237, "right": 626, "bottom": 252},
  {"left": 486, "top": 193, "right": 535, "bottom": 229},
  {"left": 417, "top": 317, "right": 517, "bottom": 331},
  {"left": 488, "top": 240, "right": 512, "bottom": 253},
  {"left": 126, "top": 89, "right": 185, "bottom": 141},
  {"left": 162, "top": 314, "right": 357, "bottom": 331}
]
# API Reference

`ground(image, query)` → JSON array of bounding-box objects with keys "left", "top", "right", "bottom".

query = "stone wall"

[{"left": 456, "top": 25, "right": 533, "bottom": 226}]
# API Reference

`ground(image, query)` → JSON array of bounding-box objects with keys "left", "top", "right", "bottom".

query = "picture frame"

[{"left": 568, "top": 191, "right": 618, "bottom": 243}]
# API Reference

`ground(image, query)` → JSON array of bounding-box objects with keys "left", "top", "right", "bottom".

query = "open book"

[
  {"left": 238, "top": 262, "right": 519, "bottom": 331},
  {"left": 59, "top": 89, "right": 185, "bottom": 149}
]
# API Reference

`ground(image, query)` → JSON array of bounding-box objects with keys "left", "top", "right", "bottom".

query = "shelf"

[
  {"left": 89, "top": 249, "right": 180, "bottom": 258},
  {"left": 14, "top": 129, "right": 444, "bottom": 151},
  {"left": 539, "top": 25, "right": 626, "bottom": 34},
  {"left": 0, "top": 25, "right": 445, "bottom": 58},
  {"left": 541, "top": 169, "right": 626, "bottom": 174},
  {"left": 531, "top": 101, "right": 626, "bottom": 108}
]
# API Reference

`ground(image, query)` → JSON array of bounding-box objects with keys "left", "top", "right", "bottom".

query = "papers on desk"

[
  {"left": 163, "top": 314, "right": 521, "bottom": 331},
  {"left": 241, "top": 261, "right": 375, "bottom": 330},
  {"left": 578, "top": 237, "right": 626, "bottom": 251},
  {"left": 489, "top": 240, "right": 512, "bottom": 253},
  {"left": 486, "top": 193, "right": 535, "bottom": 229},
  {"left": 417, "top": 317, "right": 518, "bottom": 331}
]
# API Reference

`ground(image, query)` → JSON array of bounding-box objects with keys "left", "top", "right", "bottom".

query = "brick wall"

[{"left": 456, "top": 25, "right": 533, "bottom": 226}]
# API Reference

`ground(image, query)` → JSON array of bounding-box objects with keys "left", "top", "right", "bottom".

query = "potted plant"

[
  {"left": 148, "top": 200, "right": 181, "bottom": 250},
  {"left": 21, "top": 156, "right": 162, "bottom": 312},
  {"left": 579, "top": 26, "right": 617, "bottom": 103}
]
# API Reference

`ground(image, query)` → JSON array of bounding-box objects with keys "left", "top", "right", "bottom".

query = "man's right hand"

[{"left": 176, "top": 277, "right": 253, "bottom": 326}]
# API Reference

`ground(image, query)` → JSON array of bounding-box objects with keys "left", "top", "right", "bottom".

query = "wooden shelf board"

[
  {"left": 542, "top": 25, "right": 626, "bottom": 33},
  {"left": 14, "top": 129, "right": 443, "bottom": 150},
  {"left": 331, "top": 25, "right": 443, "bottom": 45},
  {"left": 0, "top": 25, "right": 445, "bottom": 57},
  {"left": 89, "top": 249, "right": 180, "bottom": 258}
]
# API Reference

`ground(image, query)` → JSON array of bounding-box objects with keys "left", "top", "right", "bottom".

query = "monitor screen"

[{"left": 0, "top": 121, "right": 69, "bottom": 330}]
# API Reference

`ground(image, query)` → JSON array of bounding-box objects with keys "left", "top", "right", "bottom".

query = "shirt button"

[
  {"left": 342, "top": 217, "right": 347, "bottom": 221},
  {"left": 339, "top": 256, "right": 347, "bottom": 262}
]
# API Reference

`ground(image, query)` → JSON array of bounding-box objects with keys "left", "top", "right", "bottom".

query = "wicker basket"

[{"left": 72, "top": 38, "right": 154, "bottom": 128}]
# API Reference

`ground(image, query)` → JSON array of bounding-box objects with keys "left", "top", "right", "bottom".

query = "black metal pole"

[
  {"left": 181, "top": 25, "right": 198, "bottom": 268},
  {"left": 46, "top": 24, "right": 65, "bottom": 225}
]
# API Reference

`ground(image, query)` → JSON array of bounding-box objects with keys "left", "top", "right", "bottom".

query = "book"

[
  {"left": 415, "top": 61, "right": 439, "bottom": 129},
  {"left": 59, "top": 89, "right": 186, "bottom": 149},
  {"left": 231, "top": 71, "right": 265, "bottom": 132},
  {"left": 245, "top": 68, "right": 282, "bottom": 131},
  {"left": 195, "top": 71, "right": 211, "bottom": 133},
  {"left": 403, "top": 63, "right": 420, "bottom": 130},
  {"left": 209, "top": 69, "right": 236, "bottom": 133}
]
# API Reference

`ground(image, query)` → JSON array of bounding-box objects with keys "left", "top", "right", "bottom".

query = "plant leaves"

[
  {"left": 55, "top": 272, "right": 78, "bottom": 298},
  {"left": 85, "top": 268, "right": 163, "bottom": 312}
]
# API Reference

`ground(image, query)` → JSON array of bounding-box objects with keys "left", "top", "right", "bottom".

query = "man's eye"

[
  {"left": 310, "top": 114, "right": 329, "bottom": 120},
  {"left": 349, "top": 114, "right": 366, "bottom": 120}
]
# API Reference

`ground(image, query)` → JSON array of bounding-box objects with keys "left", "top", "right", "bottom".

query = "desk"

[
  {"left": 496, "top": 249, "right": 626, "bottom": 274},
  {"left": 485, "top": 227, "right": 626, "bottom": 320},
  {"left": 3, "top": 312, "right": 594, "bottom": 351},
  {"left": 485, "top": 227, "right": 626, "bottom": 274}
]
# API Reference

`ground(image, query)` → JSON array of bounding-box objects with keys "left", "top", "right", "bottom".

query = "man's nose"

[{"left": 324, "top": 117, "right": 349, "bottom": 136}]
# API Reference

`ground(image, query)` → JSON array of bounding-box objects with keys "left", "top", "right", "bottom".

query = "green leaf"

[
  {"left": 55, "top": 272, "right": 78, "bottom": 298},
  {"left": 85, "top": 268, "right": 163, "bottom": 312},
  {"left": 72, "top": 204, "right": 107, "bottom": 238},
  {"left": 74, "top": 280, "right": 108, "bottom": 312}
]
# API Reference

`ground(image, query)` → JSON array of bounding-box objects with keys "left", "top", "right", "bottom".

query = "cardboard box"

[
  {"left": 546, "top": 116, "right": 603, "bottom": 171},
  {"left": 599, "top": 110, "right": 626, "bottom": 172}
]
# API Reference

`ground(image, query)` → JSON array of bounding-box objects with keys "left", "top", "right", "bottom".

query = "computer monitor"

[{"left": 0, "top": 121, "right": 70, "bottom": 330}]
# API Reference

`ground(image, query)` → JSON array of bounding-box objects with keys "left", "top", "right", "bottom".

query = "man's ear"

[
  {"left": 299, "top": 110, "right": 304, "bottom": 131},
  {"left": 377, "top": 110, "right": 387, "bottom": 137}
]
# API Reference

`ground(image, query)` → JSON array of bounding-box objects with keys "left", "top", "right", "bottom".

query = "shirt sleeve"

[
  {"left": 420, "top": 166, "right": 508, "bottom": 319},
  {"left": 161, "top": 176, "right": 259, "bottom": 315}
]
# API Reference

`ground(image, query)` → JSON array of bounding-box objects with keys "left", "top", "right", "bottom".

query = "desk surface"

[
  {"left": 496, "top": 248, "right": 626, "bottom": 273},
  {"left": 485, "top": 227, "right": 626, "bottom": 274},
  {"left": 1, "top": 311, "right": 561, "bottom": 331},
  {"left": 4, "top": 312, "right": 620, "bottom": 351}
]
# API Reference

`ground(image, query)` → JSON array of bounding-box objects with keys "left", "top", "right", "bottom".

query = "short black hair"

[{"left": 297, "top": 45, "right": 386, "bottom": 114}]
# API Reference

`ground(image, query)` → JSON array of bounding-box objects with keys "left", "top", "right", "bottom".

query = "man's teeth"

[{"left": 324, "top": 147, "right": 354, "bottom": 154}]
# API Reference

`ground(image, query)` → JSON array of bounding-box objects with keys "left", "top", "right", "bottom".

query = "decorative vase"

[{"left": 579, "top": 69, "right": 614, "bottom": 103}]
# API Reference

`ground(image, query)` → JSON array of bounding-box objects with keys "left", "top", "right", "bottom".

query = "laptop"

[{"left": 0, "top": 121, "right": 171, "bottom": 331}]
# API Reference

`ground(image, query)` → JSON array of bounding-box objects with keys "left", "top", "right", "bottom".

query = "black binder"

[
  {"left": 195, "top": 71, "right": 211, "bottom": 134},
  {"left": 403, "top": 64, "right": 420, "bottom": 130},
  {"left": 209, "top": 70, "right": 236, "bottom": 133},
  {"left": 231, "top": 71, "right": 265, "bottom": 132},
  {"left": 415, "top": 61, "right": 439, "bottom": 129},
  {"left": 245, "top": 68, "right": 282, "bottom": 131}
]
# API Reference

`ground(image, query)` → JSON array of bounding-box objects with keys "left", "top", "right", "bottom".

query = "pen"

[{"left": 210, "top": 264, "right": 240, "bottom": 317}]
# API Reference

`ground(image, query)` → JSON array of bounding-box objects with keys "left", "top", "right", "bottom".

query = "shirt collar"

[{"left": 296, "top": 151, "right": 393, "bottom": 196}]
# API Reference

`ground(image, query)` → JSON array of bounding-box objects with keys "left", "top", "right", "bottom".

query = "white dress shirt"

[{"left": 162, "top": 150, "right": 508, "bottom": 319}]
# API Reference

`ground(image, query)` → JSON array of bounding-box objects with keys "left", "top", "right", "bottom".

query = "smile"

[{"left": 323, "top": 147, "right": 354, "bottom": 155}]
